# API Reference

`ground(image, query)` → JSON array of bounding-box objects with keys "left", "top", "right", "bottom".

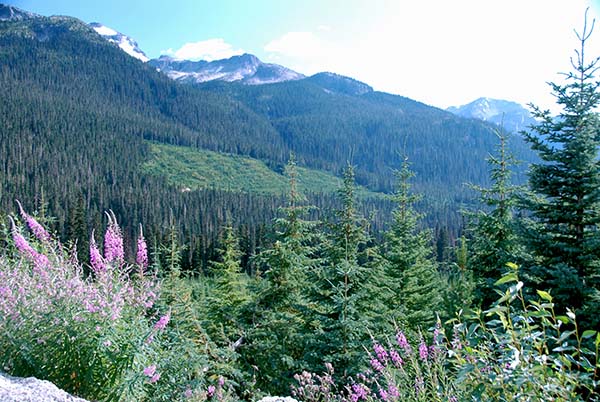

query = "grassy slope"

[{"left": 142, "top": 142, "right": 385, "bottom": 198}]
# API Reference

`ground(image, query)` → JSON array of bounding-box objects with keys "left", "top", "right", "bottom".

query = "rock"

[
  {"left": 257, "top": 397, "right": 299, "bottom": 402},
  {"left": 0, "top": 371, "right": 89, "bottom": 402}
]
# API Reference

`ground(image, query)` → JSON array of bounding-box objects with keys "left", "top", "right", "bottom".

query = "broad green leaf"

[
  {"left": 494, "top": 273, "right": 518, "bottom": 286},
  {"left": 582, "top": 330, "right": 597, "bottom": 339},
  {"left": 536, "top": 290, "right": 553, "bottom": 302}
]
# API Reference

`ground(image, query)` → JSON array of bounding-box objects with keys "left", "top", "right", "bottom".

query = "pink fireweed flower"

[
  {"left": 11, "top": 222, "right": 49, "bottom": 269},
  {"left": 396, "top": 331, "right": 411, "bottom": 353},
  {"left": 154, "top": 311, "right": 171, "bottom": 330},
  {"left": 350, "top": 383, "right": 368, "bottom": 402},
  {"left": 149, "top": 373, "right": 160, "bottom": 383},
  {"left": 388, "top": 383, "right": 399, "bottom": 398},
  {"left": 378, "top": 388, "right": 388, "bottom": 401},
  {"left": 136, "top": 225, "right": 148, "bottom": 271},
  {"left": 16, "top": 200, "right": 50, "bottom": 242},
  {"left": 373, "top": 342, "right": 389, "bottom": 364},
  {"left": 89, "top": 233, "right": 106, "bottom": 274},
  {"left": 390, "top": 348, "right": 403, "bottom": 367},
  {"left": 143, "top": 364, "right": 156, "bottom": 377},
  {"left": 207, "top": 385, "right": 216, "bottom": 397},
  {"left": 370, "top": 358, "right": 384, "bottom": 372},
  {"left": 104, "top": 212, "right": 124, "bottom": 263},
  {"left": 218, "top": 376, "right": 225, "bottom": 386},
  {"left": 418, "top": 338, "right": 428, "bottom": 361}
]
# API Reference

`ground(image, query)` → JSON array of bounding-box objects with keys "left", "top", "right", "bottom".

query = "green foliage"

[
  {"left": 383, "top": 158, "right": 443, "bottom": 331},
  {"left": 468, "top": 130, "right": 524, "bottom": 308},
  {"left": 521, "top": 18, "right": 600, "bottom": 327},
  {"left": 292, "top": 265, "right": 600, "bottom": 401},
  {"left": 241, "top": 156, "right": 323, "bottom": 394}
]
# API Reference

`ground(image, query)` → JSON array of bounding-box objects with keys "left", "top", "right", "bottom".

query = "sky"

[{"left": 8, "top": 0, "right": 600, "bottom": 112}]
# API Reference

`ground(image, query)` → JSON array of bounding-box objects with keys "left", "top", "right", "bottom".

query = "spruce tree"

[
  {"left": 243, "top": 155, "right": 321, "bottom": 394},
  {"left": 310, "top": 164, "right": 382, "bottom": 379},
  {"left": 383, "top": 157, "right": 442, "bottom": 331},
  {"left": 522, "top": 17, "right": 600, "bottom": 328},
  {"left": 469, "top": 130, "right": 523, "bottom": 308},
  {"left": 206, "top": 225, "right": 251, "bottom": 346}
]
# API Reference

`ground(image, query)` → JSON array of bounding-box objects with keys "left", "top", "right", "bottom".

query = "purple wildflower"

[
  {"left": 184, "top": 388, "right": 193, "bottom": 398},
  {"left": 396, "top": 331, "right": 411, "bottom": 352},
  {"left": 143, "top": 365, "right": 156, "bottom": 377},
  {"left": 218, "top": 376, "right": 225, "bottom": 386},
  {"left": 378, "top": 388, "right": 388, "bottom": 401},
  {"left": 350, "top": 383, "right": 368, "bottom": 401},
  {"left": 207, "top": 385, "right": 216, "bottom": 397},
  {"left": 104, "top": 212, "right": 123, "bottom": 263},
  {"left": 419, "top": 338, "right": 428, "bottom": 361},
  {"left": 136, "top": 226, "right": 148, "bottom": 271},
  {"left": 16, "top": 200, "right": 50, "bottom": 242},
  {"left": 89, "top": 234, "right": 105, "bottom": 274},
  {"left": 390, "top": 348, "right": 403, "bottom": 367},
  {"left": 149, "top": 373, "right": 160, "bottom": 383},
  {"left": 370, "top": 358, "right": 384, "bottom": 372},
  {"left": 388, "top": 383, "right": 399, "bottom": 398},
  {"left": 373, "top": 342, "right": 389, "bottom": 364},
  {"left": 154, "top": 311, "right": 171, "bottom": 330},
  {"left": 12, "top": 225, "right": 49, "bottom": 269}
]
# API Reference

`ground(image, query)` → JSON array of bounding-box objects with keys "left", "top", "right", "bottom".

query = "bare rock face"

[{"left": 0, "top": 372, "right": 89, "bottom": 402}]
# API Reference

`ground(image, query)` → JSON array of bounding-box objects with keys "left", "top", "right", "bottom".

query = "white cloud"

[
  {"left": 162, "top": 38, "right": 244, "bottom": 61},
  {"left": 265, "top": 31, "right": 325, "bottom": 59}
]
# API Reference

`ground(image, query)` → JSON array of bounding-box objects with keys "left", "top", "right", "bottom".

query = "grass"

[{"left": 141, "top": 142, "right": 385, "bottom": 198}]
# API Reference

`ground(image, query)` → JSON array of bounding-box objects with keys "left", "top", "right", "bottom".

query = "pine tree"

[
  {"left": 522, "top": 16, "right": 600, "bottom": 328},
  {"left": 310, "top": 163, "right": 382, "bottom": 379},
  {"left": 469, "top": 130, "right": 523, "bottom": 308},
  {"left": 383, "top": 157, "right": 442, "bottom": 331}
]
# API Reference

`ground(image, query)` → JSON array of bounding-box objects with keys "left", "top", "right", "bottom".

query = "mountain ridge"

[{"left": 447, "top": 97, "right": 537, "bottom": 133}]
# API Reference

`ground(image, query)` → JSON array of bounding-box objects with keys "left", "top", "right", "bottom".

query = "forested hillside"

[{"left": 0, "top": 13, "right": 534, "bottom": 270}]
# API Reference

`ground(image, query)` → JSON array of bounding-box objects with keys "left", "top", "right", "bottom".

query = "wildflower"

[
  {"left": 418, "top": 338, "right": 428, "bottom": 361},
  {"left": 370, "top": 357, "right": 384, "bottom": 372},
  {"left": 16, "top": 200, "right": 50, "bottom": 242},
  {"left": 378, "top": 388, "right": 388, "bottom": 401},
  {"left": 184, "top": 388, "right": 193, "bottom": 398},
  {"left": 388, "top": 383, "right": 399, "bottom": 398},
  {"left": 390, "top": 348, "right": 403, "bottom": 367},
  {"left": 11, "top": 224, "right": 49, "bottom": 269},
  {"left": 350, "top": 383, "right": 368, "bottom": 401},
  {"left": 218, "top": 376, "right": 225, "bottom": 386},
  {"left": 207, "top": 385, "right": 216, "bottom": 397},
  {"left": 149, "top": 373, "right": 160, "bottom": 383},
  {"left": 104, "top": 212, "right": 124, "bottom": 263},
  {"left": 89, "top": 233, "right": 105, "bottom": 274},
  {"left": 373, "top": 342, "right": 389, "bottom": 364},
  {"left": 396, "top": 331, "right": 411, "bottom": 352},
  {"left": 154, "top": 311, "right": 171, "bottom": 330},
  {"left": 143, "top": 365, "right": 156, "bottom": 377},
  {"left": 136, "top": 225, "right": 148, "bottom": 270}
]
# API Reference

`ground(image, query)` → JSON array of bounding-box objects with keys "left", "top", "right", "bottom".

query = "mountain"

[
  {"left": 447, "top": 97, "right": 537, "bottom": 133},
  {"left": 0, "top": 8, "right": 537, "bottom": 269},
  {"left": 148, "top": 53, "right": 304, "bottom": 84},
  {"left": 0, "top": 4, "right": 38, "bottom": 21},
  {"left": 89, "top": 22, "right": 148, "bottom": 62},
  {"left": 306, "top": 72, "right": 373, "bottom": 96}
]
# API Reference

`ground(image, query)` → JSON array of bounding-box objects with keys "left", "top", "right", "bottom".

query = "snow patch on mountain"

[
  {"left": 149, "top": 53, "right": 304, "bottom": 85},
  {"left": 89, "top": 22, "right": 148, "bottom": 62},
  {"left": 0, "top": 4, "right": 39, "bottom": 21}
]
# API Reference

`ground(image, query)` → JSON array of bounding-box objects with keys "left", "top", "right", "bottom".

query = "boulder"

[{"left": 0, "top": 371, "right": 89, "bottom": 402}]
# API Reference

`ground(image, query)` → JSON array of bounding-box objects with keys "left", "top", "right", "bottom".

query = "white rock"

[{"left": 0, "top": 371, "right": 89, "bottom": 402}]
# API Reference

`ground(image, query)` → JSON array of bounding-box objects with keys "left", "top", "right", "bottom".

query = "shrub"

[
  {"left": 292, "top": 263, "right": 600, "bottom": 401},
  {"left": 0, "top": 206, "right": 234, "bottom": 401}
]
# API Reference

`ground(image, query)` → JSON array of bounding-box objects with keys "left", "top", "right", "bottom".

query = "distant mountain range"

[{"left": 447, "top": 97, "right": 537, "bottom": 133}]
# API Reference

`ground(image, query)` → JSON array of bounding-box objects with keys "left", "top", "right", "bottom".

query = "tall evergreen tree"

[
  {"left": 469, "top": 130, "right": 523, "bottom": 308},
  {"left": 383, "top": 157, "right": 442, "bottom": 331},
  {"left": 242, "top": 155, "right": 321, "bottom": 394},
  {"left": 310, "top": 164, "right": 382, "bottom": 379},
  {"left": 206, "top": 225, "right": 251, "bottom": 346},
  {"left": 521, "top": 17, "right": 600, "bottom": 328}
]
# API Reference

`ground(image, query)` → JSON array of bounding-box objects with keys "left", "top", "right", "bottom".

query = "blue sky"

[{"left": 8, "top": 0, "right": 600, "bottom": 112}]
